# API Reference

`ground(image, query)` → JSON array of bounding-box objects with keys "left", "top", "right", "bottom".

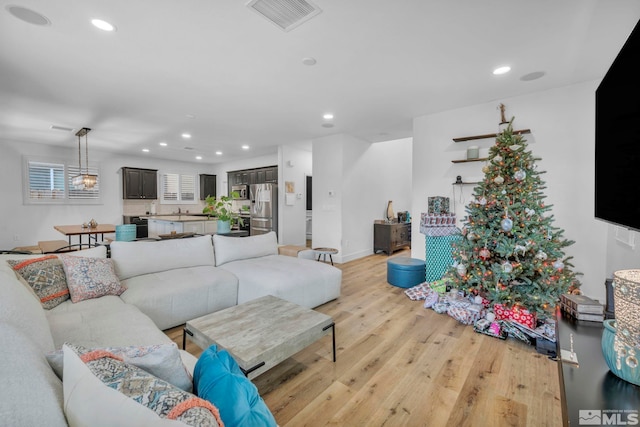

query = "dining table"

[{"left": 53, "top": 224, "right": 116, "bottom": 250}]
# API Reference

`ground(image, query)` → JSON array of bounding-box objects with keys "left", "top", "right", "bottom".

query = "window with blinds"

[
  {"left": 28, "top": 161, "right": 65, "bottom": 200},
  {"left": 24, "top": 158, "right": 101, "bottom": 204},
  {"left": 161, "top": 173, "right": 196, "bottom": 203}
]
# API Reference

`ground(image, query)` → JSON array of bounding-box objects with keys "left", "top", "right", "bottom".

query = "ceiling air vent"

[
  {"left": 246, "top": 0, "right": 322, "bottom": 32},
  {"left": 50, "top": 125, "right": 74, "bottom": 132}
]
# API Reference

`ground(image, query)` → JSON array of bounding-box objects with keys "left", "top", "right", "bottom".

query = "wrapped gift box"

[
  {"left": 443, "top": 293, "right": 471, "bottom": 308},
  {"left": 419, "top": 213, "right": 458, "bottom": 236},
  {"left": 420, "top": 212, "right": 456, "bottom": 227},
  {"left": 493, "top": 303, "right": 536, "bottom": 329},
  {"left": 429, "top": 278, "right": 449, "bottom": 294},
  {"left": 404, "top": 282, "right": 431, "bottom": 301},
  {"left": 424, "top": 234, "right": 462, "bottom": 282},
  {"left": 447, "top": 304, "right": 485, "bottom": 325},
  {"left": 428, "top": 196, "right": 450, "bottom": 215}
]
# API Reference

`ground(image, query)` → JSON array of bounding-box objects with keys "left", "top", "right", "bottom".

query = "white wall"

[
  {"left": 311, "top": 134, "right": 344, "bottom": 258},
  {"left": 279, "top": 144, "right": 312, "bottom": 246},
  {"left": 606, "top": 225, "right": 640, "bottom": 277},
  {"left": 343, "top": 137, "right": 412, "bottom": 261},
  {"left": 411, "top": 81, "right": 610, "bottom": 301},
  {"left": 312, "top": 133, "right": 412, "bottom": 263}
]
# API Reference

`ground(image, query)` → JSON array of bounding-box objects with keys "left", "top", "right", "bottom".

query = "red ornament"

[{"left": 479, "top": 248, "right": 491, "bottom": 260}]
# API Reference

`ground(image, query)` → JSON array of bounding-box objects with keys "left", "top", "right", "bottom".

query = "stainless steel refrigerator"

[{"left": 249, "top": 183, "right": 278, "bottom": 236}]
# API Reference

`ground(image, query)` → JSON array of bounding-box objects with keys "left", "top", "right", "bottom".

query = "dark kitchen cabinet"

[
  {"left": 199, "top": 174, "right": 217, "bottom": 200},
  {"left": 374, "top": 222, "right": 411, "bottom": 255},
  {"left": 264, "top": 167, "right": 277, "bottom": 183},
  {"left": 228, "top": 166, "right": 278, "bottom": 194},
  {"left": 230, "top": 171, "right": 248, "bottom": 185},
  {"left": 122, "top": 167, "right": 157, "bottom": 199},
  {"left": 250, "top": 170, "right": 260, "bottom": 184}
]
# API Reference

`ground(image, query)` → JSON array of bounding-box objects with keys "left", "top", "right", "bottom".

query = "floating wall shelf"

[
  {"left": 453, "top": 129, "right": 531, "bottom": 142},
  {"left": 451, "top": 157, "right": 488, "bottom": 164}
]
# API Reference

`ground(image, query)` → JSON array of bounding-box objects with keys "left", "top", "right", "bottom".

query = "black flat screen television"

[{"left": 595, "top": 19, "right": 640, "bottom": 231}]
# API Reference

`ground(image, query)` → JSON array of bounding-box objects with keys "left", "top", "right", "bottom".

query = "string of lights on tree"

[{"left": 445, "top": 117, "right": 581, "bottom": 316}]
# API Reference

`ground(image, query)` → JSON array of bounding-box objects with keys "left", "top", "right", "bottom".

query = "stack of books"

[{"left": 560, "top": 293, "right": 605, "bottom": 322}]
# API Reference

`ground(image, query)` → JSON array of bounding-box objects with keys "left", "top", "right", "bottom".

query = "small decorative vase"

[
  {"left": 386, "top": 201, "right": 394, "bottom": 222},
  {"left": 602, "top": 319, "right": 640, "bottom": 386},
  {"left": 217, "top": 220, "right": 231, "bottom": 234},
  {"left": 89, "top": 219, "right": 98, "bottom": 228}
]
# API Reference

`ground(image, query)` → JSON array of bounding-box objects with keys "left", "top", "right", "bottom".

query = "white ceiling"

[{"left": 1, "top": 0, "right": 639, "bottom": 164}]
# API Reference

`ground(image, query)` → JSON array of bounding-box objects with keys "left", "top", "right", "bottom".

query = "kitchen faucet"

[{"left": 178, "top": 207, "right": 181, "bottom": 214}]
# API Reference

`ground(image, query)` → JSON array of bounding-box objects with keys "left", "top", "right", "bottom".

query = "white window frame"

[
  {"left": 160, "top": 172, "right": 196, "bottom": 204},
  {"left": 23, "top": 156, "right": 102, "bottom": 205}
]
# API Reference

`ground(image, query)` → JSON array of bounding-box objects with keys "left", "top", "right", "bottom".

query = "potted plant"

[{"left": 202, "top": 192, "right": 243, "bottom": 233}]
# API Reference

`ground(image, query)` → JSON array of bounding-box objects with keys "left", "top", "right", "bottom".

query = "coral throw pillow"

[
  {"left": 58, "top": 255, "right": 126, "bottom": 303},
  {"left": 8, "top": 255, "right": 70, "bottom": 309}
]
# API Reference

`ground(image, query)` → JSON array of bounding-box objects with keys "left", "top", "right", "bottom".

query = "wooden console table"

[
  {"left": 556, "top": 309, "right": 640, "bottom": 425},
  {"left": 373, "top": 221, "right": 411, "bottom": 255}
]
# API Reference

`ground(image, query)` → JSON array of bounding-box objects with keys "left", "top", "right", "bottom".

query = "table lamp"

[{"left": 601, "top": 269, "right": 640, "bottom": 385}]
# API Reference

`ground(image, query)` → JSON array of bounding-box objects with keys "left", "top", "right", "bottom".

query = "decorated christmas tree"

[{"left": 446, "top": 115, "right": 580, "bottom": 318}]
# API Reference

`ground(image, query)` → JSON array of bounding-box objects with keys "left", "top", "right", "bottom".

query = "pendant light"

[{"left": 71, "top": 127, "right": 97, "bottom": 189}]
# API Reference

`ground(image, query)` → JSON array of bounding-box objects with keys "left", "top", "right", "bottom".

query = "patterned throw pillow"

[
  {"left": 63, "top": 343, "right": 223, "bottom": 427},
  {"left": 58, "top": 255, "right": 126, "bottom": 303},
  {"left": 47, "top": 343, "right": 193, "bottom": 392},
  {"left": 8, "top": 255, "right": 70, "bottom": 309}
]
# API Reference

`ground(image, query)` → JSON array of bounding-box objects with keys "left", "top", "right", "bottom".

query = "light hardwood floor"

[{"left": 166, "top": 248, "right": 563, "bottom": 426}]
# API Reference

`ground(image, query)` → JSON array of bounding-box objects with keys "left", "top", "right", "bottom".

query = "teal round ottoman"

[{"left": 387, "top": 257, "right": 426, "bottom": 288}]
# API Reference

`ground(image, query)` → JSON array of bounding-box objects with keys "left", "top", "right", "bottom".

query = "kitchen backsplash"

[
  {"left": 122, "top": 199, "right": 207, "bottom": 216},
  {"left": 232, "top": 200, "right": 251, "bottom": 212}
]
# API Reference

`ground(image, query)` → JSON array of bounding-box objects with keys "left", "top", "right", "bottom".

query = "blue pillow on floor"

[{"left": 194, "top": 345, "right": 277, "bottom": 427}]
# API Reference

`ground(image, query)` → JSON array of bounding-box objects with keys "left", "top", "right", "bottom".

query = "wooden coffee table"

[{"left": 183, "top": 295, "right": 336, "bottom": 379}]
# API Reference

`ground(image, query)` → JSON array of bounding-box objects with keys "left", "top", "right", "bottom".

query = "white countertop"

[{"left": 146, "top": 215, "right": 216, "bottom": 222}]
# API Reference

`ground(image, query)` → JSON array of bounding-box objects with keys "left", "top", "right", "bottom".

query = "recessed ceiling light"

[
  {"left": 6, "top": 6, "right": 51, "bottom": 26},
  {"left": 159, "top": 142, "right": 167, "bottom": 147},
  {"left": 181, "top": 133, "right": 191, "bottom": 139},
  {"left": 195, "top": 155, "right": 203, "bottom": 160},
  {"left": 493, "top": 66, "right": 511, "bottom": 75},
  {"left": 520, "top": 71, "right": 546, "bottom": 81},
  {"left": 91, "top": 19, "right": 116, "bottom": 32},
  {"left": 323, "top": 113, "right": 334, "bottom": 120},
  {"left": 241, "top": 145, "right": 250, "bottom": 150},
  {"left": 215, "top": 151, "right": 223, "bottom": 156},
  {"left": 302, "top": 57, "right": 317, "bottom": 66},
  {"left": 142, "top": 148, "right": 150, "bottom": 153}
]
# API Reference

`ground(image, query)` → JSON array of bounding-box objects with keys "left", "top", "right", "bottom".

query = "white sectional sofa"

[
  {"left": 212, "top": 233, "right": 342, "bottom": 308},
  {"left": 108, "top": 232, "right": 342, "bottom": 330},
  {"left": 110, "top": 235, "right": 239, "bottom": 330},
  {"left": 0, "top": 232, "right": 342, "bottom": 426}
]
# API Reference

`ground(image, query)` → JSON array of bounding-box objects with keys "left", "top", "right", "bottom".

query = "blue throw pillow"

[{"left": 194, "top": 345, "right": 277, "bottom": 427}]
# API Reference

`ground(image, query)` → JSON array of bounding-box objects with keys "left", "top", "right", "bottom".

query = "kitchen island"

[{"left": 146, "top": 215, "right": 217, "bottom": 238}]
